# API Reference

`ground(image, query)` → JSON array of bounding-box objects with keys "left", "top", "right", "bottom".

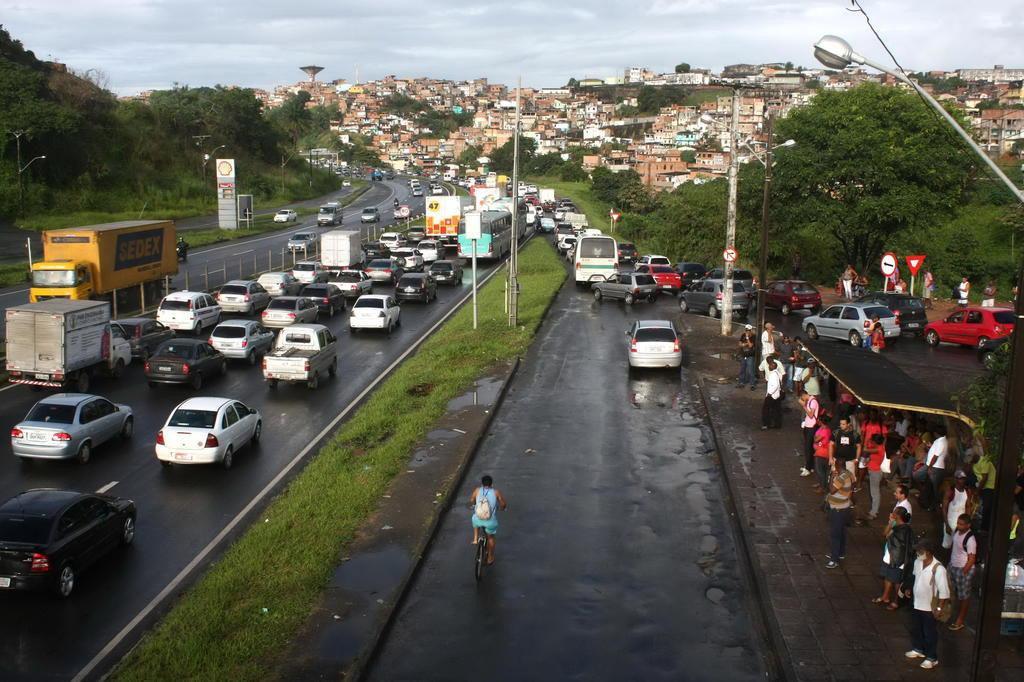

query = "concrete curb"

[{"left": 696, "top": 373, "right": 796, "bottom": 682}]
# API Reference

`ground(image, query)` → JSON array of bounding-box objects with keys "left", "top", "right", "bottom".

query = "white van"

[
  {"left": 157, "top": 291, "right": 222, "bottom": 334},
  {"left": 573, "top": 235, "right": 618, "bottom": 285}
]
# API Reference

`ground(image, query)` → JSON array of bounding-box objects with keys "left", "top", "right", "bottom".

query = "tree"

[
  {"left": 566, "top": 78, "right": 579, "bottom": 89},
  {"left": 784, "top": 61, "right": 794, "bottom": 71},
  {"left": 674, "top": 63, "right": 691, "bottom": 74},
  {"left": 488, "top": 136, "right": 536, "bottom": 175},
  {"left": 458, "top": 145, "right": 482, "bottom": 169},
  {"left": 770, "top": 83, "right": 975, "bottom": 273}
]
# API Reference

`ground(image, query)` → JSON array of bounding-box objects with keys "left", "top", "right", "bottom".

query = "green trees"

[{"left": 674, "top": 63, "right": 691, "bottom": 74}]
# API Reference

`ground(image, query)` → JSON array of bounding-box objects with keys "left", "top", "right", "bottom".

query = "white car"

[
  {"left": 257, "top": 272, "right": 302, "bottom": 297},
  {"left": 342, "top": 180, "right": 351, "bottom": 187},
  {"left": 287, "top": 232, "right": 318, "bottom": 252},
  {"left": 379, "top": 232, "right": 407, "bottom": 250},
  {"left": 638, "top": 255, "right": 671, "bottom": 267},
  {"left": 335, "top": 269, "right": 373, "bottom": 297},
  {"left": 216, "top": 280, "right": 271, "bottom": 315},
  {"left": 274, "top": 209, "right": 298, "bottom": 223},
  {"left": 291, "top": 261, "right": 329, "bottom": 284},
  {"left": 349, "top": 294, "right": 401, "bottom": 334},
  {"left": 156, "top": 397, "right": 262, "bottom": 469},
  {"left": 156, "top": 291, "right": 221, "bottom": 334},
  {"left": 416, "top": 240, "right": 442, "bottom": 264},
  {"left": 391, "top": 247, "right": 424, "bottom": 271},
  {"left": 431, "top": 185, "right": 444, "bottom": 196},
  {"left": 626, "top": 320, "right": 682, "bottom": 369}
]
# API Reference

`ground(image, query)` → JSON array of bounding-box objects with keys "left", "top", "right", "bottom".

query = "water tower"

[{"left": 300, "top": 65, "right": 324, "bottom": 83}]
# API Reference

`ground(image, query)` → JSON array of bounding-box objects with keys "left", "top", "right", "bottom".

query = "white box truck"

[
  {"left": 5, "top": 299, "right": 131, "bottom": 392},
  {"left": 320, "top": 229, "right": 363, "bottom": 275}
]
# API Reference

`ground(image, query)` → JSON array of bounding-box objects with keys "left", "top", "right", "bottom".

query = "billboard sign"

[{"left": 426, "top": 196, "right": 462, "bottom": 236}]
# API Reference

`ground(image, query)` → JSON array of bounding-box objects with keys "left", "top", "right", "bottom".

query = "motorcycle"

[{"left": 176, "top": 242, "right": 188, "bottom": 262}]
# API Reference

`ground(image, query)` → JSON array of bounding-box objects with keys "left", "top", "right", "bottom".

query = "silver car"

[
  {"left": 209, "top": 320, "right": 275, "bottom": 364},
  {"left": 287, "top": 232, "right": 318, "bottom": 252},
  {"left": 626, "top": 320, "right": 682, "bottom": 370},
  {"left": 260, "top": 296, "right": 319, "bottom": 328},
  {"left": 802, "top": 302, "right": 901, "bottom": 347},
  {"left": 679, "top": 280, "right": 751, "bottom": 319},
  {"left": 257, "top": 272, "right": 303, "bottom": 297},
  {"left": 11, "top": 394, "right": 133, "bottom": 464},
  {"left": 335, "top": 269, "right": 374, "bottom": 297},
  {"left": 216, "top": 280, "right": 271, "bottom": 315}
]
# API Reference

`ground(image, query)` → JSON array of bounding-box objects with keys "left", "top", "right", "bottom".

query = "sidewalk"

[{"left": 686, "top": 320, "right": 1024, "bottom": 681}]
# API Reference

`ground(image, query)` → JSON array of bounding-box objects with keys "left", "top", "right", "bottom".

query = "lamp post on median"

[
  {"left": 814, "top": 34, "right": 1024, "bottom": 682},
  {"left": 201, "top": 144, "right": 225, "bottom": 188},
  {"left": 17, "top": 154, "right": 46, "bottom": 217}
]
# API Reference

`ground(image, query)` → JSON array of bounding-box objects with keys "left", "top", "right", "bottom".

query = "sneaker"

[
  {"left": 799, "top": 468, "right": 812, "bottom": 477},
  {"left": 839, "top": 555, "right": 846, "bottom": 560},
  {"left": 920, "top": 659, "right": 939, "bottom": 670},
  {"left": 825, "top": 560, "right": 839, "bottom": 569},
  {"left": 905, "top": 650, "right": 925, "bottom": 659}
]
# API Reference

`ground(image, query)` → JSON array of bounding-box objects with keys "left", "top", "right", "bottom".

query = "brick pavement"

[{"left": 687, "top": 320, "right": 1024, "bottom": 681}]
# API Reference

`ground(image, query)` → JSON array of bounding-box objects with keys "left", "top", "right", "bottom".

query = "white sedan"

[
  {"left": 156, "top": 397, "right": 262, "bottom": 469},
  {"left": 416, "top": 240, "right": 442, "bottom": 264},
  {"left": 274, "top": 209, "right": 298, "bottom": 223},
  {"left": 349, "top": 294, "right": 401, "bottom": 334}
]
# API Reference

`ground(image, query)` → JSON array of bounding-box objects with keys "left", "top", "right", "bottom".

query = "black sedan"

[
  {"left": 112, "top": 318, "right": 175, "bottom": 360},
  {"left": 395, "top": 273, "right": 437, "bottom": 303},
  {"left": 428, "top": 260, "right": 463, "bottom": 285},
  {"left": 0, "top": 489, "right": 136, "bottom": 597},
  {"left": 362, "top": 241, "right": 390, "bottom": 260},
  {"left": 299, "top": 283, "right": 347, "bottom": 318},
  {"left": 144, "top": 339, "right": 227, "bottom": 390}
]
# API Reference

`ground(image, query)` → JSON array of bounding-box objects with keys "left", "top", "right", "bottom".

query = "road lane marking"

[
  {"left": 96, "top": 481, "right": 118, "bottom": 494},
  {"left": 71, "top": 233, "right": 516, "bottom": 682}
]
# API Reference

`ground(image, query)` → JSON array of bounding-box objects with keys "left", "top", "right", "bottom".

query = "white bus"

[{"left": 574, "top": 234, "right": 618, "bottom": 285}]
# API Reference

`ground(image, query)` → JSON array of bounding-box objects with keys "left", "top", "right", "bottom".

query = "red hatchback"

[
  {"left": 636, "top": 264, "right": 682, "bottom": 293},
  {"left": 764, "top": 280, "right": 822, "bottom": 315},
  {"left": 924, "top": 307, "right": 1015, "bottom": 348}
]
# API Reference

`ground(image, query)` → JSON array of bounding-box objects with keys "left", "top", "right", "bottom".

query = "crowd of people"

[{"left": 737, "top": 321, "right": 1024, "bottom": 671}]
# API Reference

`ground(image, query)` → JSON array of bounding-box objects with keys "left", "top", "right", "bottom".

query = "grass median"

[{"left": 113, "top": 238, "right": 566, "bottom": 681}]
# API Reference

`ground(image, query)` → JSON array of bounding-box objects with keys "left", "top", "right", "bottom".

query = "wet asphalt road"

[
  {"left": 367, "top": 265, "right": 766, "bottom": 681},
  {"left": 0, "top": 179, "right": 492, "bottom": 681}
]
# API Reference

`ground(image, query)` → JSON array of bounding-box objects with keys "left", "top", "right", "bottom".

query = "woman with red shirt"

[
  {"left": 866, "top": 433, "right": 887, "bottom": 520},
  {"left": 813, "top": 414, "right": 833, "bottom": 493}
]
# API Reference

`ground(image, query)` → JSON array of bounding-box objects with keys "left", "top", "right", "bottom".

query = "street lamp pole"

[
  {"left": 509, "top": 77, "right": 522, "bottom": 328},
  {"left": 755, "top": 113, "right": 775, "bottom": 368},
  {"left": 814, "top": 35, "right": 1024, "bottom": 682},
  {"left": 721, "top": 91, "right": 741, "bottom": 335},
  {"left": 17, "top": 155, "right": 46, "bottom": 217}
]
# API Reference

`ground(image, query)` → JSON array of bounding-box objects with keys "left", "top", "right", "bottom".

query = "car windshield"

[
  {"left": 635, "top": 328, "right": 677, "bottom": 343},
  {"left": 618, "top": 243, "right": 635, "bottom": 250},
  {"left": 994, "top": 311, "right": 1016, "bottom": 324},
  {"left": 381, "top": 234, "right": 398, "bottom": 240},
  {"left": 293, "top": 263, "right": 316, "bottom": 271},
  {"left": 337, "top": 272, "right": 362, "bottom": 283},
  {"left": 431, "top": 263, "right": 453, "bottom": 272},
  {"left": 116, "top": 322, "right": 140, "bottom": 336},
  {"left": 276, "top": 211, "right": 289, "bottom": 216},
  {"left": 792, "top": 283, "right": 818, "bottom": 294},
  {"left": 634, "top": 275, "right": 656, "bottom": 286},
  {"left": 579, "top": 238, "right": 615, "bottom": 258},
  {"left": 734, "top": 270, "right": 754, "bottom": 280},
  {"left": 168, "top": 408, "right": 217, "bottom": 429},
  {"left": 159, "top": 299, "right": 191, "bottom": 311},
  {"left": 292, "top": 233, "right": 312, "bottom": 240},
  {"left": 368, "top": 260, "right": 393, "bottom": 269},
  {"left": 650, "top": 265, "right": 674, "bottom": 274},
  {"left": 893, "top": 297, "right": 923, "bottom": 309},
  {"left": 362, "top": 209, "right": 376, "bottom": 215},
  {"left": 267, "top": 299, "right": 296, "bottom": 310},
  {"left": 212, "top": 326, "right": 246, "bottom": 338},
  {"left": 0, "top": 515, "right": 52, "bottom": 544},
  {"left": 31, "top": 270, "right": 76, "bottom": 287},
  {"left": 219, "top": 285, "right": 249, "bottom": 295},
  {"left": 865, "top": 306, "right": 895, "bottom": 319},
  {"left": 398, "top": 276, "right": 423, "bottom": 287},
  {"left": 419, "top": 242, "right": 436, "bottom": 250},
  {"left": 355, "top": 298, "right": 384, "bottom": 309},
  {"left": 25, "top": 403, "right": 76, "bottom": 424},
  {"left": 317, "top": 208, "right": 333, "bottom": 215},
  {"left": 155, "top": 343, "right": 195, "bottom": 358}
]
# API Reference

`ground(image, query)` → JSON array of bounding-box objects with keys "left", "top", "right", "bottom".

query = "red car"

[
  {"left": 925, "top": 307, "right": 1015, "bottom": 349},
  {"left": 764, "top": 280, "right": 822, "bottom": 315},
  {"left": 636, "top": 264, "right": 682, "bottom": 293}
]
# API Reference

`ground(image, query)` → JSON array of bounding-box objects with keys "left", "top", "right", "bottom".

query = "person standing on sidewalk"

[
  {"left": 800, "top": 359, "right": 821, "bottom": 400},
  {"left": 761, "top": 322, "right": 777, "bottom": 360},
  {"left": 737, "top": 325, "right": 756, "bottom": 390},
  {"left": 761, "top": 357, "right": 784, "bottom": 430},
  {"left": 941, "top": 471, "right": 976, "bottom": 551},
  {"left": 904, "top": 540, "right": 950, "bottom": 670},
  {"left": 830, "top": 417, "right": 862, "bottom": 478},
  {"left": 981, "top": 280, "right": 996, "bottom": 307},
  {"left": 841, "top": 264, "right": 856, "bottom": 300},
  {"left": 947, "top": 513, "right": 977, "bottom": 632},
  {"left": 799, "top": 389, "right": 820, "bottom": 478},
  {"left": 865, "top": 433, "right": 887, "bottom": 520},
  {"left": 957, "top": 277, "right": 970, "bottom": 307},
  {"left": 915, "top": 428, "right": 949, "bottom": 512},
  {"left": 812, "top": 414, "right": 833, "bottom": 493},
  {"left": 892, "top": 483, "right": 913, "bottom": 523},
  {"left": 923, "top": 270, "right": 935, "bottom": 309},
  {"left": 972, "top": 450, "right": 996, "bottom": 532},
  {"left": 826, "top": 459, "right": 855, "bottom": 569},
  {"left": 779, "top": 334, "right": 795, "bottom": 392},
  {"left": 875, "top": 506, "right": 913, "bottom": 610}
]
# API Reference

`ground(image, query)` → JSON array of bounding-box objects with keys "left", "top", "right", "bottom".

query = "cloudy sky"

[{"left": 3, "top": 1, "right": 1022, "bottom": 94}]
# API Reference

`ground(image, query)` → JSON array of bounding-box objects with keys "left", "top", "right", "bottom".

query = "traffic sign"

[
  {"left": 723, "top": 247, "right": 738, "bottom": 263},
  {"left": 905, "top": 254, "right": 926, "bottom": 276},
  {"left": 880, "top": 252, "right": 898, "bottom": 277},
  {"left": 610, "top": 212, "right": 621, "bottom": 221}
]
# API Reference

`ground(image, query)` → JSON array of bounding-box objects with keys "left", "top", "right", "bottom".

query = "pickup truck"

[
  {"left": 262, "top": 324, "right": 338, "bottom": 390},
  {"left": 590, "top": 273, "right": 659, "bottom": 304}
]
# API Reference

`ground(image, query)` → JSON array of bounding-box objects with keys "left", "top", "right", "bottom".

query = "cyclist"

[{"left": 469, "top": 475, "right": 507, "bottom": 565}]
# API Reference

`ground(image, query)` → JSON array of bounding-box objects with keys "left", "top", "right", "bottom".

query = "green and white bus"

[
  {"left": 574, "top": 234, "right": 618, "bottom": 284},
  {"left": 458, "top": 210, "right": 513, "bottom": 260}
]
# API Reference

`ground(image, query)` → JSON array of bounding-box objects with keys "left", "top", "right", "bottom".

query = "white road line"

[
  {"left": 0, "top": 287, "right": 30, "bottom": 299},
  {"left": 71, "top": 241, "right": 512, "bottom": 682},
  {"left": 96, "top": 481, "right": 118, "bottom": 494}
]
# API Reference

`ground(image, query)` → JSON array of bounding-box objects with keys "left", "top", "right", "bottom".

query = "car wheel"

[
  {"left": 192, "top": 323, "right": 200, "bottom": 336},
  {"left": 648, "top": 293, "right": 658, "bottom": 303},
  {"left": 982, "top": 351, "right": 996, "bottom": 370},
  {"left": 190, "top": 372, "right": 203, "bottom": 390},
  {"left": 111, "top": 358, "right": 125, "bottom": 379},
  {"left": 147, "top": 381, "right": 157, "bottom": 389},
  {"left": 977, "top": 336, "right": 990, "bottom": 349},
  {"left": 328, "top": 359, "right": 338, "bottom": 378},
  {"left": 252, "top": 420, "right": 262, "bottom": 445},
  {"left": 267, "top": 379, "right": 278, "bottom": 390},
  {"left": 625, "top": 293, "right": 635, "bottom": 305},
  {"left": 75, "top": 372, "right": 90, "bottom": 394},
  {"left": 387, "top": 321, "right": 394, "bottom": 336},
  {"left": 925, "top": 330, "right": 940, "bottom": 347},
  {"left": 349, "top": 326, "right": 357, "bottom": 334},
  {"left": 222, "top": 446, "right": 234, "bottom": 470},
  {"left": 55, "top": 563, "right": 75, "bottom": 598},
  {"left": 140, "top": 347, "right": 150, "bottom": 361},
  {"left": 781, "top": 303, "right": 791, "bottom": 316},
  {"left": 220, "top": 360, "right": 228, "bottom": 375},
  {"left": 247, "top": 303, "right": 255, "bottom": 316},
  {"left": 247, "top": 351, "right": 257, "bottom": 366},
  {"left": 77, "top": 441, "right": 91, "bottom": 465},
  {"left": 120, "top": 515, "right": 136, "bottom": 546},
  {"left": 679, "top": 298, "right": 689, "bottom": 313},
  {"left": 848, "top": 330, "right": 862, "bottom": 347},
  {"left": 328, "top": 304, "right": 335, "bottom": 318},
  {"left": 708, "top": 304, "right": 719, "bottom": 319},
  {"left": 806, "top": 324, "right": 819, "bottom": 340},
  {"left": 120, "top": 417, "right": 134, "bottom": 440},
  {"left": 593, "top": 288, "right": 603, "bottom": 301}
]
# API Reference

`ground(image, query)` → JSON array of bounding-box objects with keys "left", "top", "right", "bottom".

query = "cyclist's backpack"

[{"left": 475, "top": 488, "right": 493, "bottom": 520}]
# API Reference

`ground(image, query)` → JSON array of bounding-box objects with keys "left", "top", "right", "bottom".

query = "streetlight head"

[
  {"left": 813, "top": 35, "right": 858, "bottom": 70},
  {"left": 780, "top": 140, "right": 796, "bottom": 148},
  {"left": 39, "top": 155, "right": 47, "bottom": 159}
]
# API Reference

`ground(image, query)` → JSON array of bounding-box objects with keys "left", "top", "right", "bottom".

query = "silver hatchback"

[
  {"left": 216, "top": 280, "right": 271, "bottom": 315},
  {"left": 209, "top": 320, "right": 275, "bottom": 364},
  {"left": 626, "top": 320, "right": 682, "bottom": 369},
  {"left": 802, "top": 302, "right": 901, "bottom": 346},
  {"left": 11, "top": 394, "right": 133, "bottom": 464},
  {"left": 260, "top": 296, "right": 319, "bottom": 328}
]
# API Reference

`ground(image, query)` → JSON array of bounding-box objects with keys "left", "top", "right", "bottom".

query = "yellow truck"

[{"left": 30, "top": 220, "right": 178, "bottom": 303}]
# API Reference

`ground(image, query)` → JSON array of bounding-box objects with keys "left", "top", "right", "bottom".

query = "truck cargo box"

[
  {"left": 5, "top": 300, "right": 111, "bottom": 377},
  {"left": 320, "top": 230, "right": 363, "bottom": 271}
]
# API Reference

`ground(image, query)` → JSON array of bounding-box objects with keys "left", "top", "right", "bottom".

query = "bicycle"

[{"left": 474, "top": 526, "right": 488, "bottom": 582}]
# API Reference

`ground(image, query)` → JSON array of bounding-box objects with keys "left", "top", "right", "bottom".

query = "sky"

[{"left": 2, "top": 0, "right": 1022, "bottom": 95}]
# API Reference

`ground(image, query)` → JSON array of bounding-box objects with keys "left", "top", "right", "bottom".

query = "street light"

[
  {"left": 17, "top": 155, "right": 46, "bottom": 216},
  {"left": 202, "top": 145, "right": 226, "bottom": 187},
  {"left": 814, "top": 35, "right": 1024, "bottom": 682}
]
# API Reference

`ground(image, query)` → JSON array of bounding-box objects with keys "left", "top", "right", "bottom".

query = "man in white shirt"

[
  {"left": 914, "top": 429, "right": 948, "bottom": 511},
  {"left": 761, "top": 322, "right": 777, "bottom": 358},
  {"left": 761, "top": 357, "right": 784, "bottom": 430},
  {"left": 905, "top": 540, "right": 949, "bottom": 670}
]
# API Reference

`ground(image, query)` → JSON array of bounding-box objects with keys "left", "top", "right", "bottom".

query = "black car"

[
  {"left": 395, "top": 273, "right": 437, "bottom": 303},
  {"left": 855, "top": 292, "right": 928, "bottom": 335},
  {"left": 299, "top": 283, "right": 347, "bottom": 318},
  {"left": 674, "top": 262, "right": 708, "bottom": 288},
  {"left": 978, "top": 336, "right": 1009, "bottom": 369},
  {"left": 363, "top": 241, "right": 390, "bottom": 260},
  {"left": 428, "top": 260, "right": 463, "bottom": 285},
  {"left": 617, "top": 242, "right": 639, "bottom": 263},
  {"left": 0, "top": 489, "right": 136, "bottom": 597},
  {"left": 112, "top": 318, "right": 174, "bottom": 360},
  {"left": 406, "top": 227, "right": 426, "bottom": 243},
  {"left": 144, "top": 339, "right": 227, "bottom": 390}
]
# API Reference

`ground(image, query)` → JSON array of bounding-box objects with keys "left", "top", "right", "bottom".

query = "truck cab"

[{"left": 30, "top": 260, "right": 94, "bottom": 301}]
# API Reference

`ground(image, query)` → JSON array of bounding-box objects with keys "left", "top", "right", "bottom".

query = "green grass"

[
  {"left": 0, "top": 262, "right": 29, "bottom": 288},
  {"left": 528, "top": 176, "right": 616, "bottom": 232},
  {"left": 112, "top": 239, "right": 566, "bottom": 681}
]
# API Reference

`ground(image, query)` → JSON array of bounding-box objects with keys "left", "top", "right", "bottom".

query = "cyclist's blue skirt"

[{"left": 471, "top": 514, "right": 498, "bottom": 535}]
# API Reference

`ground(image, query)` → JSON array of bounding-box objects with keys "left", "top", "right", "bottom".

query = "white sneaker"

[
  {"left": 905, "top": 650, "right": 925, "bottom": 659},
  {"left": 920, "top": 659, "right": 938, "bottom": 670},
  {"left": 799, "top": 468, "right": 812, "bottom": 477}
]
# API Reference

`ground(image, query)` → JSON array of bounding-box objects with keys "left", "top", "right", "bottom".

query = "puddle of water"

[
  {"left": 408, "top": 447, "right": 434, "bottom": 469},
  {"left": 329, "top": 544, "right": 410, "bottom": 593},
  {"left": 705, "top": 586, "right": 725, "bottom": 604},
  {"left": 445, "top": 375, "right": 505, "bottom": 412},
  {"left": 426, "top": 428, "right": 460, "bottom": 442},
  {"left": 699, "top": 535, "right": 719, "bottom": 555}
]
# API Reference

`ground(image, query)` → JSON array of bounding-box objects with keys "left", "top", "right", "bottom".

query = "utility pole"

[
  {"left": 508, "top": 77, "right": 522, "bottom": 328},
  {"left": 721, "top": 92, "right": 741, "bottom": 335},
  {"left": 754, "top": 112, "right": 775, "bottom": 367},
  {"left": 193, "top": 134, "right": 211, "bottom": 184},
  {"left": 8, "top": 130, "right": 25, "bottom": 214}
]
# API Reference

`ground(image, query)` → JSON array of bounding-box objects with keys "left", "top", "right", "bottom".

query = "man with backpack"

[
  {"left": 469, "top": 475, "right": 508, "bottom": 566},
  {"left": 904, "top": 539, "right": 950, "bottom": 670},
  {"left": 947, "top": 513, "right": 977, "bottom": 632}
]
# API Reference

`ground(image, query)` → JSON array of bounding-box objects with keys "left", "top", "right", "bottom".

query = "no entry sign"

[
  {"left": 905, "top": 254, "right": 926, "bottom": 276},
  {"left": 723, "top": 247, "right": 738, "bottom": 263},
  {"left": 880, "top": 252, "right": 898, "bottom": 277}
]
